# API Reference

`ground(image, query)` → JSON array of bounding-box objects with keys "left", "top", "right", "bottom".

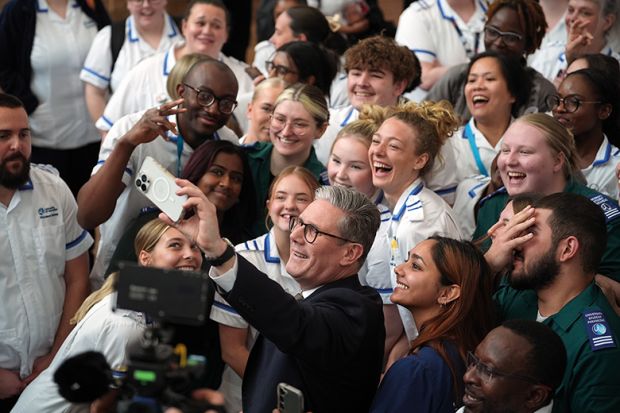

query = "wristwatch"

[{"left": 205, "top": 238, "right": 235, "bottom": 266}]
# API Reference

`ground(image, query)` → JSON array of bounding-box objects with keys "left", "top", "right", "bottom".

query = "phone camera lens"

[
  {"left": 141, "top": 175, "right": 147, "bottom": 182},
  {"left": 141, "top": 184, "right": 148, "bottom": 192},
  {"left": 135, "top": 179, "right": 141, "bottom": 188}
]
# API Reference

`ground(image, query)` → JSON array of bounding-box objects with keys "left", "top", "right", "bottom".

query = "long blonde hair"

[{"left": 70, "top": 219, "right": 173, "bottom": 324}]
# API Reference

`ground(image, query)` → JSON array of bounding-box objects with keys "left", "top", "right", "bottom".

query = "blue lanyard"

[
  {"left": 340, "top": 107, "right": 355, "bottom": 127},
  {"left": 176, "top": 134, "right": 184, "bottom": 177},
  {"left": 464, "top": 123, "right": 488, "bottom": 177},
  {"left": 175, "top": 131, "right": 220, "bottom": 177}
]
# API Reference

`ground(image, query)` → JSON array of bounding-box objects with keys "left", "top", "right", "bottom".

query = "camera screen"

[{"left": 115, "top": 262, "right": 211, "bottom": 326}]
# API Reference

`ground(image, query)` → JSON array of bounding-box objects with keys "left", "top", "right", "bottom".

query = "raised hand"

[
  {"left": 485, "top": 205, "right": 536, "bottom": 273},
  {"left": 123, "top": 98, "right": 186, "bottom": 147}
]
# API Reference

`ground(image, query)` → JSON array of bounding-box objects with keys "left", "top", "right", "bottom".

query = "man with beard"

[
  {"left": 495, "top": 192, "right": 620, "bottom": 413},
  {"left": 459, "top": 319, "right": 566, "bottom": 413},
  {"left": 77, "top": 56, "right": 239, "bottom": 287},
  {"left": 0, "top": 94, "right": 92, "bottom": 410}
]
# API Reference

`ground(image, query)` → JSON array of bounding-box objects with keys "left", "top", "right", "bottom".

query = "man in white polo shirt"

[
  {"left": 0, "top": 93, "right": 92, "bottom": 409},
  {"left": 77, "top": 57, "right": 239, "bottom": 287}
]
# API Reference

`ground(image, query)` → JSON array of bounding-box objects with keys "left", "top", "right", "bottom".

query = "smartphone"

[
  {"left": 245, "top": 66, "right": 263, "bottom": 80},
  {"left": 135, "top": 156, "right": 187, "bottom": 222},
  {"left": 277, "top": 382, "right": 304, "bottom": 413}
]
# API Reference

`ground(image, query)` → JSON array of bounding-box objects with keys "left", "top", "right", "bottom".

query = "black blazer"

[{"left": 222, "top": 255, "right": 385, "bottom": 413}]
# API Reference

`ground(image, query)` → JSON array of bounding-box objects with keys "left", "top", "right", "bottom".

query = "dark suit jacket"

[{"left": 222, "top": 255, "right": 385, "bottom": 413}]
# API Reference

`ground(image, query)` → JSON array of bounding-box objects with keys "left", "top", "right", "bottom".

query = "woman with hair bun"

[{"left": 366, "top": 101, "right": 463, "bottom": 361}]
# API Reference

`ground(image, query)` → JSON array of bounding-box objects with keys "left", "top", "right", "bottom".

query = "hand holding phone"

[
  {"left": 277, "top": 383, "right": 304, "bottom": 413},
  {"left": 135, "top": 156, "right": 187, "bottom": 222}
]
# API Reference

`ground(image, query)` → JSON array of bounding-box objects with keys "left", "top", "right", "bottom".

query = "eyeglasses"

[
  {"left": 545, "top": 95, "right": 602, "bottom": 113},
  {"left": 183, "top": 83, "right": 238, "bottom": 114},
  {"left": 484, "top": 26, "right": 524, "bottom": 46},
  {"left": 270, "top": 114, "right": 312, "bottom": 135},
  {"left": 466, "top": 352, "right": 541, "bottom": 385},
  {"left": 289, "top": 216, "right": 356, "bottom": 244},
  {"left": 265, "top": 60, "right": 298, "bottom": 76}
]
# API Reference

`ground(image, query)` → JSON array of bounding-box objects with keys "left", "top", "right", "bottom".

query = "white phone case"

[{"left": 135, "top": 156, "right": 187, "bottom": 222}]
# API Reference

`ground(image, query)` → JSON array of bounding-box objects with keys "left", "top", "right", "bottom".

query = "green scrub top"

[
  {"left": 243, "top": 142, "right": 328, "bottom": 237},
  {"left": 473, "top": 181, "right": 620, "bottom": 282},
  {"left": 495, "top": 281, "right": 620, "bottom": 413}
]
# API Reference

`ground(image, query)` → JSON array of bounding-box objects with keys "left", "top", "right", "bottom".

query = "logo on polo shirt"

[
  {"left": 38, "top": 206, "right": 59, "bottom": 219},
  {"left": 593, "top": 323, "right": 607, "bottom": 335}
]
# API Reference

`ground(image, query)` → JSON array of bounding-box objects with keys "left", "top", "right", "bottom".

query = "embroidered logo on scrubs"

[
  {"left": 38, "top": 206, "right": 59, "bottom": 219},
  {"left": 582, "top": 309, "right": 616, "bottom": 351},
  {"left": 589, "top": 194, "right": 620, "bottom": 223}
]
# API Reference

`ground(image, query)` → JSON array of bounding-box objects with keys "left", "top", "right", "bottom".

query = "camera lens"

[
  {"left": 141, "top": 174, "right": 147, "bottom": 182},
  {"left": 135, "top": 179, "right": 141, "bottom": 188},
  {"left": 141, "top": 184, "right": 148, "bottom": 192}
]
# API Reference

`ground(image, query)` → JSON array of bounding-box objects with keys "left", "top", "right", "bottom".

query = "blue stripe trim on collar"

[
  {"left": 167, "top": 15, "right": 179, "bottom": 38},
  {"left": 127, "top": 18, "right": 139, "bottom": 42},
  {"left": 592, "top": 142, "right": 612, "bottom": 167},
  {"left": 264, "top": 232, "right": 281, "bottom": 264},
  {"left": 392, "top": 182, "right": 423, "bottom": 221}
]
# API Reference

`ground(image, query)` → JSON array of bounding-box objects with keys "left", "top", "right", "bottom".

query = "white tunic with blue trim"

[
  {"left": 96, "top": 43, "right": 254, "bottom": 131},
  {"left": 0, "top": 165, "right": 93, "bottom": 377},
  {"left": 80, "top": 14, "right": 182, "bottom": 92},
  {"left": 90, "top": 110, "right": 238, "bottom": 286},
  {"left": 582, "top": 135, "right": 620, "bottom": 200},
  {"left": 363, "top": 179, "right": 462, "bottom": 340}
]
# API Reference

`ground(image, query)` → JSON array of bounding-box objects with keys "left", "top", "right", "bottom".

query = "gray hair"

[{"left": 315, "top": 186, "right": 380, "bottom": 263}]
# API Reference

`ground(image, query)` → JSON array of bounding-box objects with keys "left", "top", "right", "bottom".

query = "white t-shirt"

[
  {"left": 0, "top": 165, "right": 93, "bottom": 377},
  {"left": 29, "top": 0, "right": 100, "bottom": 149},
  {"left": 452, "top": 174, "right": 491, "bottom": 240},
  {"left": 11, "top": 293, "right": 145, "bottom": 413},
  {"left": 80, "top": 14, "right": 182, "bottom": 92},
  {"left": 89, "top": 110, "right": 238, "bottom": 286}
]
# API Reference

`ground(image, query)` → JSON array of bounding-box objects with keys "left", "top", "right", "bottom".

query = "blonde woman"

[{"left": 12, "top": 219, "right": 202, "bottom": 413}]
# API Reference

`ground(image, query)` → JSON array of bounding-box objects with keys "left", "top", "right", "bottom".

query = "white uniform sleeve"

[
  {"left": 209, "top": 292, "right": 249, "bottom": 328},
  {"left": 96, "top": 62, "right": 153, "bottom": 131},
  {"left": 395, "top": 4, "right": 437, "bottom": 63},
  {"left": 80, "top": 25, "right": 113, "bottom": 90},
  {"left": 59, "top": 178, "right": 94, "bottom": 261},
  {"left": 93, "top": 111, "right": 144, "bottom": 187},
  {"left": 425, "top": 140, "right": 458, "bottom": 204},
  {"left": 96, "top": 313, "right": 146, "bottom": 369}
]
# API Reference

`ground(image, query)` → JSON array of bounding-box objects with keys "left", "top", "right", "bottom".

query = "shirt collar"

[
  {"left": 264, "top": 230, "right": 281, "bottom": 264},
  {"left": 591, "top": 135, "right": 612, "bottom": 167},
  {"left": 544, "top": 282, "right": 599, "bottom": 332},
  {"left": 392, "top": 178, "right": 424, "bottom": 221}
]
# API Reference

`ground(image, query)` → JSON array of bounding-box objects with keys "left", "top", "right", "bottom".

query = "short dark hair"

[
  {"left": 533, "top": 193, "right": 607, "bottom": 274},
  {"left": 564, "top": 68, "right": 620, "bottom": 145},
  {"left": 466, "top": 51, "right": 531, "bottom": 117},
  {"left": 486, "top": 0, "right": 547, "bottom": 55},
  {"left": 286, "top": 6, "right": 330, "bottom": 44},
  {"left": 501, "top": 319, "right": 567, "bottom": 395},
  {"left": 181, "top": 140, "right": 256, "bottom": 244},
  {"left": 184, "top": 0, "right": 231, "bottom": 32},
  {"left": 277, "top": 41, "right": 338, "bottom": 97},
  {"left": 0, "top": 93, "right": 25, "bottom": 109}
]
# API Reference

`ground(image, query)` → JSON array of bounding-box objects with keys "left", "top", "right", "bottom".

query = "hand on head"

[{"left": 485, "top": 205, "right": 536, "bottom": 273}]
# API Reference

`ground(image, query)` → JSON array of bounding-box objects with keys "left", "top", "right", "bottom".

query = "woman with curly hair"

[{"left": 366, "top": 100, "right": 463, "bottom": 362}]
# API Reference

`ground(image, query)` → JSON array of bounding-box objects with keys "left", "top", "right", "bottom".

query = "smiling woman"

[
  {"left": 244, "top": 83, "right": 330, "bottom": 237},
  {"left": 210, "top": 166, "right": 320, "bottom": 413},
  {"left": 370, "top": 237, "right": 495, "bottom": 413}
]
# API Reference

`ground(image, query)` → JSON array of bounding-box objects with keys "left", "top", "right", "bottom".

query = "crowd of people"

[{"left": 1, "top": 0, "right": 620, "bottom": 412}]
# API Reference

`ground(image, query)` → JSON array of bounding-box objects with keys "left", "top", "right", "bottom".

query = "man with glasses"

[
  {"left": 494, "top": 192, "right": 620, "bottom": 412},
  {"left": 167, "top": 184, "right": 385, "bottom": 413},
  {"left": 77, "top": 57, "right": 239, "bottom": 286},
  {"left": 459, "top": 319, "right": 566, "bottom": 413}
]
